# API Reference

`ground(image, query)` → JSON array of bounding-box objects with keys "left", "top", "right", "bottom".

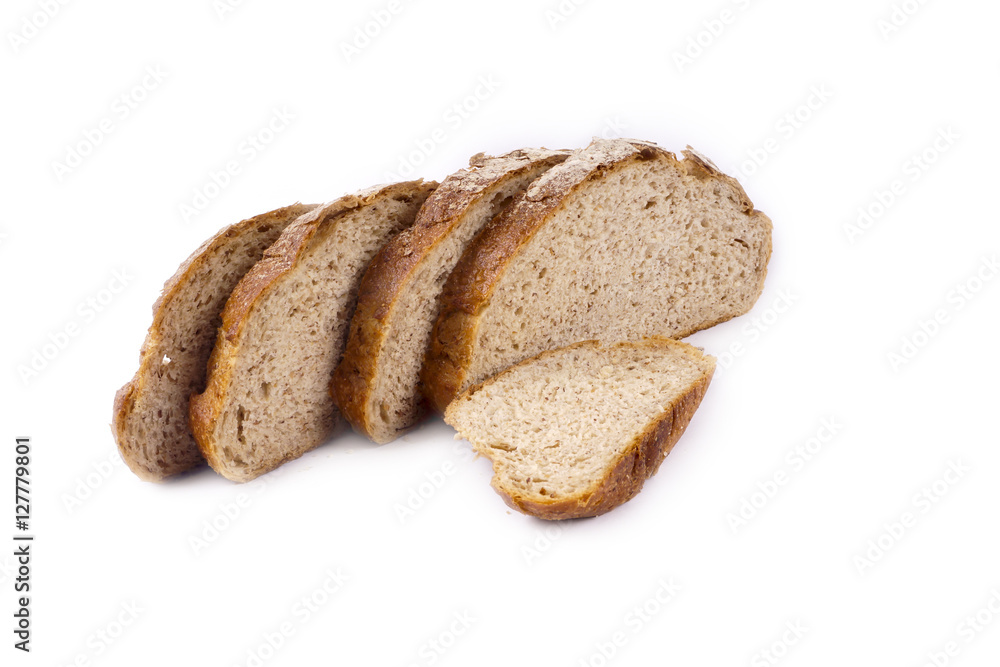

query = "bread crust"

[
  {"left": 424, "top": 139, "right": 770, "bottom": 412},
  {"left": 332, "top": 149, "right": 570, "bottom": 442},
  {"left": 112, "top": 203, "right": 317, "bottom": 482},
  {"left": 445, "top": 338, "right": 715, "bottom": 520},
  {"left": 189, "top": 181, "right": 436, "bottom": 481}
]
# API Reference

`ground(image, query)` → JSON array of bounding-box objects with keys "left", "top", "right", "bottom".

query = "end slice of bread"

[
  {"left": 332, "top": 148, "right": 571, "bottom": 444},
  {"left": 190, "top": 181, "right": 436, "bottom": 482},
  {"left": 424, "top": 138, "right": 772, "bottom": 412},
  {"left": 112, "top": 204, "right": 317, "bottom": 481},
  {"left": 444, "top": 338, "right": 715, "bottom": 520}
]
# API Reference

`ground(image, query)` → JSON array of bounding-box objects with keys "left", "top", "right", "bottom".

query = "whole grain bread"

[
  {"left": 332, "top": 148, "right": 571, "bottom": 444},
  {"left": 424, "top": 138, "right": 771, "bottom": 412},
  {"left": 444, "top": 338, "right": 715, "bottom": 519},
  {"left": 112, "top": 204, "right": 317, "bottom": 481},
  {"left": 190, "top": 181, "right": 436, "bottom": 482}
]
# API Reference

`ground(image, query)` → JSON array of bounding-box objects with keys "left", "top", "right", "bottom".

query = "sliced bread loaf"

[
  {"left": 424, "top": 139, "right": 771, "bottom": 411},
  {"left": 190, "top": 181, "right": 436, "bottom": 482},
  {"left": 332, "top": 148, "right": 571, "bottom": 444},
  {"left": 113, "top": 204, "right": 317, "bottom": 481},
  {"left": 444, "top": 338, "right": 715, "bottom": 520}
]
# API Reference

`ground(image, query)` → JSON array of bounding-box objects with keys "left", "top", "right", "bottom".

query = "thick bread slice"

[
  {"left": 424, "top": 139, "right": 771, "bottom": 411},
  {"left": 112, "top": 204, "right": 317, "bottom": 482},
  {"left": 190, "top": 181, "right": 436, "bottom": 482},
  {"left": 332, "top": 148, "right": 571, "bottom": 444},
  {"left": 444, "top": 338, "right": 715, "bottom": 520}
]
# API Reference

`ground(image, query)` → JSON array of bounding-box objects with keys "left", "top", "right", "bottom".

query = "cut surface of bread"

[
  {"left": 190, "top": 181, "right": 436, "bottom": 482},
  {"left": 333, "top": 148, "right": 571, "bottom": 444},
  {"left": 112, "top": 204, "right": 317, "bottom": 481},
  {"left": 444, "top": 338, "right": 715, "bottom": 520},
  {"left": 425, "top": 139, "right": 771, "bottom": 412}
]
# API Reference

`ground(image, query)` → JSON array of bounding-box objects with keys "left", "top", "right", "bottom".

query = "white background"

[{"left": 2, "top": 0, "right": 999, "bottom": 665}]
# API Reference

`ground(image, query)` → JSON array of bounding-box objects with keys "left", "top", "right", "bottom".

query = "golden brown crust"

[
  {"left": 187, "top": 328, "right": 233, "bottom": 476},
  {"left": 189, "top": 181, "right": 436, "bottom": 479},
  {"left": 112, "top": 204, "right": 317, "bottom": 482},
  {"left": 332, "top": 149, "right": 569, "bottom": 440},
  {"left": 447, "top": 338, "right": 714, "bottom": 520},
  {"left": 423, "top": 139, "right": 672, "bottom": 412},
  {"left": 112, "top": 382, "right": 143, "bottom": 472}
]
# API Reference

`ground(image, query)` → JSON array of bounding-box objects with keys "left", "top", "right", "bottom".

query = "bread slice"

[
  {"left": 190, "top": 181, "right": 436, "bottom": 482},
  {"left": 332, "top": 148, "right": 571, "bottom": 444},
  {"left": 444, "top": 338, "right": 715, "bottom": 520},
  {"left": 112, "top": 204, "right": 317, "bottom": 481},
  {"left": 424, "top": 139, "right": 771, "bottom": 411}
]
